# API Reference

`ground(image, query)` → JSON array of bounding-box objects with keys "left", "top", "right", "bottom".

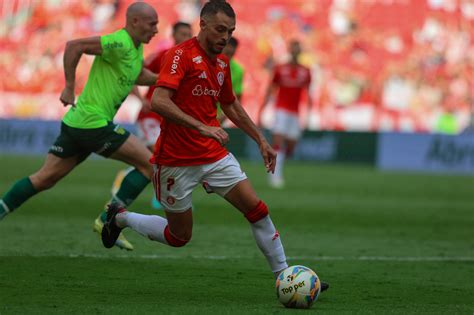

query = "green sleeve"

[
  {"left": 100, "top": 31, "right": 128, "bottom": 63},
  {"left": 233, "top": 68, "right": 244, "bottom": 96},
  {"left": 230, "top": 60, "right": 244, "bottom": 96}
]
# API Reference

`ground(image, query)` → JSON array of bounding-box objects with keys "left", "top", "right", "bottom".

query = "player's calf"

[
  {"left": 163, "top": 225, "right": 191, "bottom": 247},
  {"left": 245, "top": 201, "right": 288, "bottom": 274},
  {"left": 112, "top": 209, "right": 192, "bottom": 247}
]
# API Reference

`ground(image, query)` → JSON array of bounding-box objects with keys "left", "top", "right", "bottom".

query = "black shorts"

[{"left": 48, "top": 122, "right": 130, "bottom": 160}]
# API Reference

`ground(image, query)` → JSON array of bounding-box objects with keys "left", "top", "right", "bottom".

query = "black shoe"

[
  {"left": 321, "top": 281, "right": 329, "bottom": 292},
  {"left": 101, "top": 203, "right": 125, "bottom": 249}
]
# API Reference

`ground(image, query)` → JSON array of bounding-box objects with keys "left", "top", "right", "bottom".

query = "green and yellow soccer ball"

[{"left": 275, "top": 265, "right": 321, "bottom": 309}]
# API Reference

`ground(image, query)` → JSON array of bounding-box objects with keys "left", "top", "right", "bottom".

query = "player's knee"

[
  {"left": 245, "top": 200, "right": 269, "bottom": 223},
  {"left": 164, "top": 225, "right": 191, "bottom": 247},
  {"left": 30, "top": 173, "right": 60, "bottom": 191},
  {"left": 137, "top": 164, "right": 153, "bottom": 180}
]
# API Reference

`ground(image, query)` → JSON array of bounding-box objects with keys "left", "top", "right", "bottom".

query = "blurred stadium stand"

[{"left": 0, "top": 0, "right": 473, "bottom": 133}]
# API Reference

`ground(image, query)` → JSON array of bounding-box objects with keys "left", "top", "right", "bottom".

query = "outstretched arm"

[
  {"left": 221, "top": 99, "right": 276, "bottom": 173},
  {"left": 60, "top": 36, "right": 102, "bottom": 107},
  {"left": 151, "top": 87, "right": 229, "bottom": 146},
  {"left": 135, "top": 68, "right": 158, "bottom": 86}
]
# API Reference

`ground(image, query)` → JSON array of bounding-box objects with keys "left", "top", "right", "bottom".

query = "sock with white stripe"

[
  {"left": 245, "top": 201, "right": 288, "bottom": 273},
  {"left": 0, "top": 200, "right": 10, "bottom": 220},
  {"left": 0, "top": 177, "right": 38, "bottom": 220},
  {"left": 251, "top": 215, "right": 288, "bottom": 273},
  {"left": 116, "top": 212, "right": 169, "bottom": 244}
]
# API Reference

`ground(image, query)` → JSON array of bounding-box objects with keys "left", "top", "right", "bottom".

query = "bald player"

[{"left": 0, "top": 2, "right": 159, "bottom": 251}]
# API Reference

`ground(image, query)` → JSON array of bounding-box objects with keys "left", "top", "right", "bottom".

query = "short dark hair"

[
  {"left": 200, "top": 0, "right": 235, "bottom": 19},
  {"left": 228, "top": 37, "right": 239, "bottom": 48},
  {"left": 172, "top": 21, "right": 191, "bottom": 34}
]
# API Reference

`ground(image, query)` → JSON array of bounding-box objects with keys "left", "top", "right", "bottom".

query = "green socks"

[
  {"left": 99, "top": 168, "right": 150, "bottom": 223},
  {"left": 1, "top": 177, "right": 38, "bottom": 219},
  {"left": 114, "top": 168, "right": 150, "bottom": 206}
]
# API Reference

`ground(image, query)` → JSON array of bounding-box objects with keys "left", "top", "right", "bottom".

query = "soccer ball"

[{"left": 275, "top": 265, "right": 321, "bottom": 309}]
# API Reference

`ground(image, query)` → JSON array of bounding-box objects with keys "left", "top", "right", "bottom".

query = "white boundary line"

[{"left": 2, "top": 253, "right": 473, "bottom": 262}]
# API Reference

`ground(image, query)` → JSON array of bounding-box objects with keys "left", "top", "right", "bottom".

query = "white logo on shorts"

[
  {"left": 166, "top": 196, "right": 176, "bottom": 205},
  {"left": 50, "top": 145, "right": 63, "bottom": 153}
]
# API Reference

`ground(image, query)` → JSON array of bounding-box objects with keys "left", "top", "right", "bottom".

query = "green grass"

[{"left": 0, "top": 155, "right": 473, "bottom": 314}]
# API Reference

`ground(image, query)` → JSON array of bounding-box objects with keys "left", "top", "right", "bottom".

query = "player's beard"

[
  {"left": 208, "top": 39, "right": 226, "bottom": 55},
  {"left": 211, "top": 46, "right": 224, "bottom": 54}
]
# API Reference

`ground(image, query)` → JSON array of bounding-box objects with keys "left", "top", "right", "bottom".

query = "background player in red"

[
  {"left": 258, "top": 40, "right": 312, "bottom": 189},
  {"left": 105, "top": 21, "right": 192, "bottom": 213},
  {"left": 101, "top": 1, "right": 328, "bottom": 289},
  {"left": 135, "top": 21, "right": 193, "bottom": 149}
]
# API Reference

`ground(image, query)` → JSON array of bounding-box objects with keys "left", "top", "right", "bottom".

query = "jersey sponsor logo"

[
  {"left": 217, "top": 72, "right": 224, "bottom": 86},
  {"left": 192, "top": 84, "right": 220, "bottom": 97},
  {"left": 199, "top": 71, "right": 207, "bottom": 79},
  {"left": 117, "top": 75, "right": 134, "bottom": 87},
  {"left": 217, "top": 58, "right": 227, "bottom": 69},
  {"left": 175, "top": 49, "right": 183, "bottom": 55},
  {"left": 192, "top": 55, "right": 203, "bottom": 64},
  {"left": 170, "top": 54, "right": 181, "bottom": 74},
  {"left": 103, "top": 41, "right": 124, "bottom": 49}
]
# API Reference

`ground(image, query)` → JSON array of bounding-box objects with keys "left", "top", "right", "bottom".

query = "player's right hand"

[
  {"left": 259, "top": 141, "right": 276, "bottom": 173},
  {"left": 199, "top": 125, "right": 229, "bottom": 146},
  {"left": 60, "top": 88, "right": 76, "bottom": 107}
]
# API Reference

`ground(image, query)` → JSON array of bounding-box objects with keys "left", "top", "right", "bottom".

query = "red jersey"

[
  {"left": 272, "top": 63, "right": 311, "bottom": 113},
  {"left": 136, "top": 49, "right": 167, "bottom": 122},
  {"left": 152, "top": 37, "right": 236, "bottom": 166}
]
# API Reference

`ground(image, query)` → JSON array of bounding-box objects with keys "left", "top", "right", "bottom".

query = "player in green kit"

[
  {"left": 0, "top": 2, "right": 159, "bottom": 251},
  {"left": 218, "top": 37, "right": 244, "bottom": 124}
]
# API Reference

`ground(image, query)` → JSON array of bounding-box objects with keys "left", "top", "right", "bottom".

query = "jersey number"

[{"left": 167, "top": 177, "right": 175, "bottom": 191}]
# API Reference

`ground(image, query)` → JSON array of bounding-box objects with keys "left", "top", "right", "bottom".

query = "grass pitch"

[{"left": 0, "top": 155, "right": 473, "bottom": 314}]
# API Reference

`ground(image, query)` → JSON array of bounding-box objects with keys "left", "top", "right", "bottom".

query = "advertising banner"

[{"left": 377, "top": 133, "right": 474, "bottom": 174}]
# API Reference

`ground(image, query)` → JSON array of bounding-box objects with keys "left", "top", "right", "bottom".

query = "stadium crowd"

[{"left": 0, "top": 0, "right": 472, "bottom": 132}]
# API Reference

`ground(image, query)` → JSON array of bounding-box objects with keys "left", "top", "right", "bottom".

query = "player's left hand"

[
  {"left": 259, "top": 141, "right": 276, "bottom": 173},
  {"left": 199, "top": 125, "right": 229, "bottom": 146}
]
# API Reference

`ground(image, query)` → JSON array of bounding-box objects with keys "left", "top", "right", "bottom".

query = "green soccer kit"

[
  {"left": 63, "top": 29, "right": 144, "bottom": 129},
  {"left": 230, "top": 59, "right": 244, "bottom": 97}
]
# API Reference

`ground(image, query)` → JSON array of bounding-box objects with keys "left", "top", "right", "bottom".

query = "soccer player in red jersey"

[
  {"left": 258, "top": 40, "right": 312, "bottom": 189},
  {"left": 135, "top": 22, "right": 192, "bottom": 149},
  {"left": 101, "top": 0, "right": 301, "bottom": 282}
]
